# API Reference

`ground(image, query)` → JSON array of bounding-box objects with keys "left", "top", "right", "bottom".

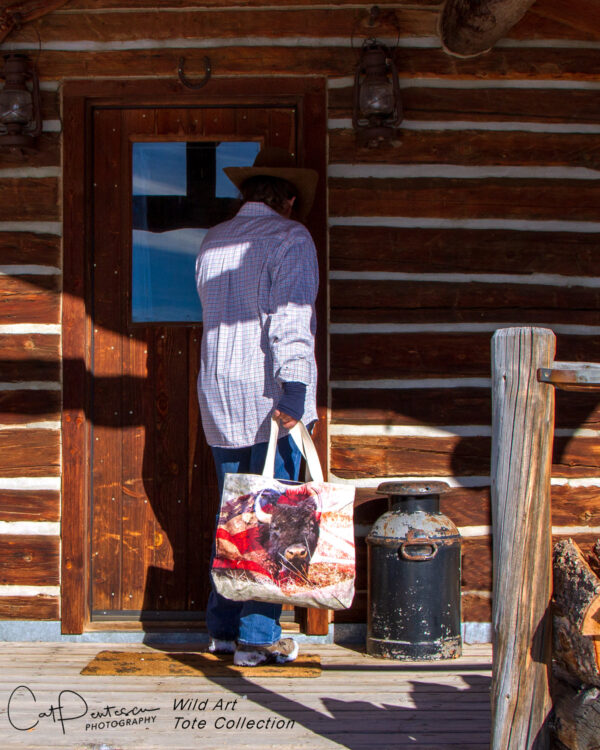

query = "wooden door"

[{"left": 90, "top": 106, "right": 296, "bottom": 620}]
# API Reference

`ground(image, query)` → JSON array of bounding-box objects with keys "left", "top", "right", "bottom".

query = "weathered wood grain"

[
  {"left": 528, "top": 0, "right": 600, "bottom": 40},
  {"left": 0, "top": 233, "right": 60, "bottom": 267},
  {"left": 490, "top": 327, "right": 554, "bottom": 749},
  {"left": 329, "top": 177, "right": 600, "bottom": 221},
  {"left": 0, "top": 595, "right": 59, "bottom": 619},
  {"left": 0, "top": 178, "right": 58, "bottom": 222},
  {"left": 0, "top": 429, "right": 60, "bottom": 477},
  {"left": 329, "top": 227, "right": 600, "bottom": 276},
  {"left": 552, "top": 678, "right": 600, "bottom": 750},
  {"left": 10, "top": 8, "right": 440, "bottom": 42},
  {"left": 0, "top": 489, "right": 60, "bottom": 522},
  {"left": 331, "top": 333, "right": 600, "bottom": 380},
  {"left": 0, "top": 274, "right": 60, "bottom": 325},
  {"left": 0, "top": 389, "right": 60, "bottom": 424},
  {"left": 330, "top": 128, "right": 600, "bottom": 169},
  {"left": 329, "top": 86, "right": 600, "bottom": 125},
  {"left": 61, "top": 87, "right": 89, "bottom": 634},
  {"left": 332, "top": 434, "right": 600, "bottom": 478},
  {"left": 331, "top": 279, "right": 600, "bottom": 325},
  {"left": 0, "top": 535, "right": 60, "bottom": 585},
  {"left": 440, "top": 0, "right": 536, "bottom": 57},
  {"left": 333, "top": 388, "right": 600, "bottom": 431},
  {"left": 91, "top": 106, "right": 124, "bottom": 614},
  {"left": 553, "top": 614, "right": 600, "bottom": 687},
  {"left": 20, "top": 46, "right": 600, "bottom": 81},
  {"left": 355, "top": 484, "right": 600, "bottom": 528},
  {"left": 0, "top": 335, "right": 60, "bottom": 382},
  {"left": 0, "top": 133, "right": 61, "bottom": 168}
]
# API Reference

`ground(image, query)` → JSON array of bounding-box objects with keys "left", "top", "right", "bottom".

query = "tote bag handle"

[{"left": 263, "top": 417, "right": 324, "bottom": 483}]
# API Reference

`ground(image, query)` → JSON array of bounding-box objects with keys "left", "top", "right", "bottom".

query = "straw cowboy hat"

[{"left": 224, "top": 146, "right": 318, "bottom": 220}]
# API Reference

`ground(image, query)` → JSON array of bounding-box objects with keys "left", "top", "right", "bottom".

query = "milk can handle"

[{"left": 400, "top": 539, "right": 439, "bottom": 561}]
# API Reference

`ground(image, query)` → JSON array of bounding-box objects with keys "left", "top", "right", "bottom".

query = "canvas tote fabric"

[{"left": 211, "top": 420, "right": 355, "bottom": 609}]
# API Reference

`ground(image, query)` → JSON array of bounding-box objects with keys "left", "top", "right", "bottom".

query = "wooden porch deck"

[{"left": 0, "top": 641, "right": 492, "bottom": 749}]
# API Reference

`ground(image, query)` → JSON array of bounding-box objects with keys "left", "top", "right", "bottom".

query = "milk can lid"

[{"left": 376, "top": 481, "right": 450, "bottom": 496}]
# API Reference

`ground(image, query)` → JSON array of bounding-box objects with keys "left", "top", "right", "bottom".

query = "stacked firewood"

[{"left": 551, "top": 538, "right": 600, "bottom": 750}]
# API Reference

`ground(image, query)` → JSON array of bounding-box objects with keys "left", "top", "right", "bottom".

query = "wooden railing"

[{"left": 490, "top": 327, "right": 600, "bottom": 749}]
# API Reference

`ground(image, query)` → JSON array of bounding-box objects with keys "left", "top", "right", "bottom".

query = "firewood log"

[
  {"left": 438, "top": 0, "right": 537, "bottom": 58},
  {"left": 553, "top": 615, "right": 600, "bottom": 688},
  {"left": 554, "top": 539, "right": 600, "bottom": 636},
  {"left": 551, "top": 675, "right": 600, "bottom": 750}
]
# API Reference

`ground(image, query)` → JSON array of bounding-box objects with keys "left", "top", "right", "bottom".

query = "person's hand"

[{"left": 273, "top": 409, "right": 298, "bottom": 429}]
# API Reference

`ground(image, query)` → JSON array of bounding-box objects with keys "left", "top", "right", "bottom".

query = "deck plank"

[{"left": 0, "top": 643, "right": 491, "bottom": 749}]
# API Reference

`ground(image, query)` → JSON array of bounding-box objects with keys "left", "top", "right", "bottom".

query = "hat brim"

[{"left": 223, "top": 166, "right": 318, "bottom": 220}]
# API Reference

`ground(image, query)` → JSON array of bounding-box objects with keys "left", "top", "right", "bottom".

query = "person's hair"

[{"left": 239, "top": 175, "right": 298, "bottom": 216}]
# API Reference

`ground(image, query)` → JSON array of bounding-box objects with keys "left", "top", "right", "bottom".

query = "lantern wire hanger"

[{"left": 351, "top": 5, "right": 403, "bottom": 148}]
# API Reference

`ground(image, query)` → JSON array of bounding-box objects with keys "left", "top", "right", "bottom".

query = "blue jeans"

[{"left": 207, "top": 433, "right": 302, "bottom": 646}]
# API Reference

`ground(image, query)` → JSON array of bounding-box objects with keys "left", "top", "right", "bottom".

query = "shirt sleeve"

[{"left": 266, "top": 230, "right": 318, "bottom": 385}]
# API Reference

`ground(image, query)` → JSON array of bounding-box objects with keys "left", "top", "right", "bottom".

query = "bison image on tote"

[{"left": 211, "top": 475, "right": 356, "bottom": 610}]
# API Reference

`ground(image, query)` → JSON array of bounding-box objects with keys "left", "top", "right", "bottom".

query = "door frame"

[{"left": 62, "top": 77, "right": 328, "bottom": 634}]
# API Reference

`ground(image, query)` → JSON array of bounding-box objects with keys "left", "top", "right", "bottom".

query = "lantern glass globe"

[
  {"left": 359, "top": 80, "right": 394, "bottom": 116},
  {"left": 0, "top": 87, "right": 33, "bottom": 127}
]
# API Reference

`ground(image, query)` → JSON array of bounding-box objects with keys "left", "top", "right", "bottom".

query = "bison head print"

[{"left": 254, "top": 486, "right": 321, "bottom": 580}]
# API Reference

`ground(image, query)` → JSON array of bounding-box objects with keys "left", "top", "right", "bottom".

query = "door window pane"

[{"left": 131, "top": 140, "right": 260, "bottom": 323}]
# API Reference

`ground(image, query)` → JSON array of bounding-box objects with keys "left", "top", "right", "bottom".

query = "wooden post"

[{"left": 491, "top": 327, "right": 555, "bottom": 749}]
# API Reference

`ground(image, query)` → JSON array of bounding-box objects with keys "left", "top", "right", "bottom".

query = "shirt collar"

[{"left": 237, "top": 202, "right": 280, "bottom": 218}]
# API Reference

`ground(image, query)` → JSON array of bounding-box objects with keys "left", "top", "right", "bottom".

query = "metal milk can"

[{"left": 366, "top": 481, "right": 462, "bottom": 660}]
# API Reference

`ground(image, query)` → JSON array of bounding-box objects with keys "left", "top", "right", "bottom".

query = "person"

[{"left": 195, "top": 147, "right": 319, "bottom": 667}]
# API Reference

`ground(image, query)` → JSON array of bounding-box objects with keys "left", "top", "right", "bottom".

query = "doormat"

[{"left": 81, "top": 650, "right": 321, "bottom": 678}]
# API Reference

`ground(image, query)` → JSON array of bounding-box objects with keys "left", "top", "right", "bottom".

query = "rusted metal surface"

[{"left": 366, "top": 481, "right": 462, "bottom": 660}]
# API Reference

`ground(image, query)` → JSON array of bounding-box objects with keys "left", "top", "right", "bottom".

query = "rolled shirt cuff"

[{"left": 277, "top": 381, "right": 307, "bottom": 421}]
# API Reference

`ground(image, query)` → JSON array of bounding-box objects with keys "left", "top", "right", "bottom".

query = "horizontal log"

[
  {"left": 17, "top": 4, "right": 596, "bottom": 42},
  {"left": 329, "top": 177, "right": 600, "bottom": 221},
  {"left": 13, "top": 8, "right": 438, "bottom": 42},
  {"left": 333, "top": 388, "right": 600, "bottom": 430},
  {"left": 330, "top": 227, "right": 600, "bottom": 276},
  {"left": 0, "top": 335, "right": 60, "bottom": 382},
  {"left": 0, "top": 133, "right": 61, "bottom": 169},
  {"left": 329, "top": 86, "right": 600, "bottom": 125},
  {"left": 462, "top": 593, "right": 492, "bottom": 623},
  {"left": 0, "top": 275, "right": 60, "bottom": 325},
  {"left": 54, "top": 0, "right": 443, "bottom": 9},
  {"left": 331, "top": 279, "right": 600, "bottom": 325},
  {"left": 0, "top": 595, "right": 59, "bottom": 620},
  {"left": 332, "top": 387, "right": 492, "bottom": 426},
  {"left": 528, "top": 0, "right": 600, "bottom": 41},
  {"left": 0, "top": 490, "right": 60, "bottom": 522},
  {"left": 0, "top": 233, "right": 60, "bottom": 267},
  {"left": 331, "top": 332, "right": 600, "bottom": 380},
  {"left": 0, "top": 535, "right": 60, "bottom": 586},
  {"left": 0, "top": 179, "right": 58, "bottom": 222},
  {"left": 332, "top": 435, "right": 600, "bottom": 478},
  {"left": 355, "top": 483, "right": 600, "bottom": 528},
  {"left": 330, "top": 129, "right": 600, "bottom": 170},
  {"left": 0, "top": 429, "right": 60, "bottom": 477},
  {"left": 22, "top": 46, "right": 600, "bottom": 82},
  {"left": 0, "top": 389, "right": 61, "bottom": 424}
]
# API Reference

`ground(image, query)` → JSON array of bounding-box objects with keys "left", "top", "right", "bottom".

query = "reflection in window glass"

[{"left": 131, "top": 140, "right": 260, "bottom": 323}]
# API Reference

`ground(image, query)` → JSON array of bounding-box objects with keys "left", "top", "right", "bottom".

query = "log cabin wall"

[{"left": 1, "top": 0, "right": 600, "bottom": 635}]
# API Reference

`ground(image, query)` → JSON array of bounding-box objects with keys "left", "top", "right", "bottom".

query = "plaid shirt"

[{"left": 195, "top": 202, "right": 318, "bottom": 448}]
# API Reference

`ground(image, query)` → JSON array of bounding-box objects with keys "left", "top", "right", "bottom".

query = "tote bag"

[{"left": 211, "top": 419, "right": 356, "bottom": 609}]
